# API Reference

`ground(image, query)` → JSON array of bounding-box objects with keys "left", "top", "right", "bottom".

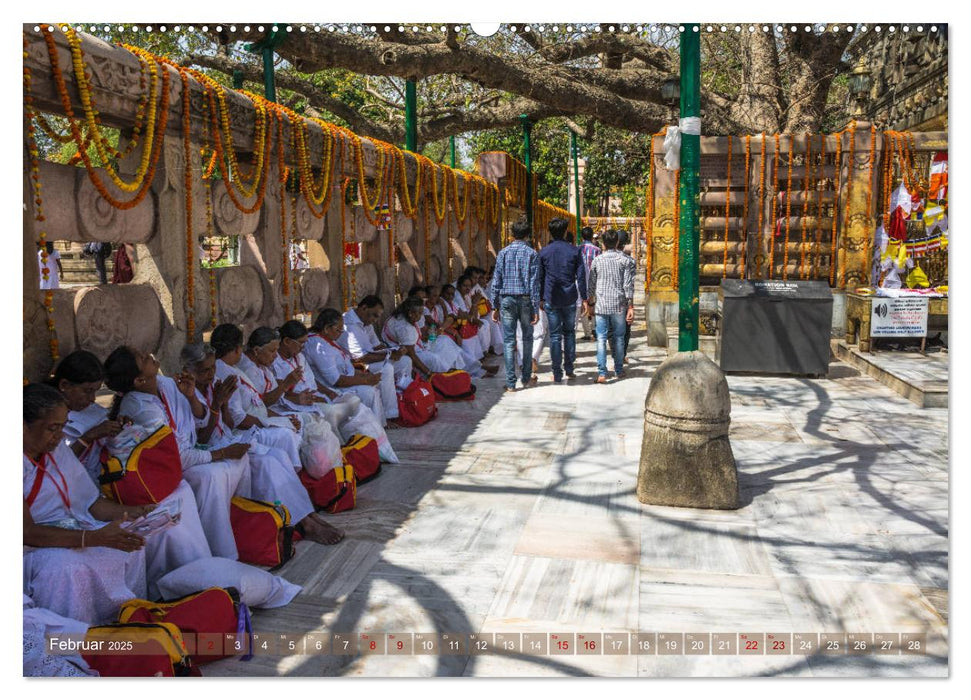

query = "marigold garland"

[
  {"left": 782, "top": 135, "right": 795, "bottom": 279},
  {"left": 829, "top": 130, "right": 843, "bottom": 286},
  {"left": 741, "top": 135, "right": 751, "bottom": 279},
  {"left": 799, "top": 133, "right": 812, "bottom": 280},
  {"left": 812, "top": 135, "right": 825, "bottom": 280},
  {"left": 24, "top": 33, "right": 58, "bottom": 362},
  {"left": 768, "top": 133, "right": 781, "bottom": 278},
  {"left": 43, "top": 27, "right": 169, "bottom": 211},
  {"left": 672, "top": 169, "right": 681, "bottom": 290},
  {"left": 644, "top": 130, "right": 660, "bottom": 293},
  {"left": 340, "top": 178, "right": 351, "bottom": 309},
  {"left": 429, "top": 162, "right": 449, "bottom": 225},
  {"left": 277, "top": 115, "right": 291, "bottom": 319},
  {"left": 757, "top": 133, "right": 766, "bottom": 278},
  {"left": 838, "top": 122, "right": 856, "bottom": 288},
  {"left": 722, "top": 135, "right": 733, "bottom": 277},
  {"left": 863, "top": 125, "right": 877, "bottom": 282},
  {"left": 179, "top": 65, "right": 196, "bottom": 341}
]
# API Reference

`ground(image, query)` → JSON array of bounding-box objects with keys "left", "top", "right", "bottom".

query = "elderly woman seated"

[{"left": 24, "top": 383, "right": 149, "bottom": 624}]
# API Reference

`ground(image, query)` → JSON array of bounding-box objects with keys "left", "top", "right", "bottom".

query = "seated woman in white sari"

[
  {"left": 383, "top": 296, "right": 490, "bottom": 378},
  {"left": 304, "top": 311, "right": 391, "bottom": 423},
  {"left": 273, "top": 321, "right": 366, "bottom": 429},
  {"left": 471, "top": 266, "right": 505, "bottom": 353},
  {"left": 105, "top": 346, "right": 251, "bottom": 562},
  {"left": 343, "top": 295, "right": 413, "bottom": 391},
  {"left": 182, "top": 343, "right": 343, "bottom": 545},
  {"left": 450, "top": 274, "right": 490, "bottom": 359},
  {"left": 24, "top": 383, "right": 148, "bottom": 625},
  {"left": 50, "top": 350, "right": 125, "bottom": 485}
]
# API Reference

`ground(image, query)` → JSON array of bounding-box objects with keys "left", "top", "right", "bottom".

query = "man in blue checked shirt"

[
  {"left": 491, "top": 217, "right": 540, "bottom": 392},
  {"left": 537, "top": 217, "right": 589, "bottom": 383}
]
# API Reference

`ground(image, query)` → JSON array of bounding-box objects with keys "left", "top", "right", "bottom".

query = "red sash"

[{"left": 26, "top": 453, "right": 69, "bottom": 510}]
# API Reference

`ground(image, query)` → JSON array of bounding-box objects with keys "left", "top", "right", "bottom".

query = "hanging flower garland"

[
  {"left": 862, "top": 125, "right": 877, "bottom": 281},
  {"left": 782, "top": 135, "right": 795, "bottom": 279},
  {"left": 288, "top": 124, "right": 301, "bottom": 316},
  {"left": 740, "top": 135, "right": 751, "bottom": 279},
  {"left": 829, "top": 130, "right": 844, "bottom": 286},
  {"left": 722, "top": 135, "right": 733, "bottom": 277},
  {"left": 396, "top": 150, "right": 423, "bottom": 219},
  {"left": 672, "top": 169, "right": 681, "bottom": 290},
  {"left": 43, "top": 27, "right": 169, "bottom": 211},
  {"left": 178, "top": 64, "right": 196, "bottom": 341},
  {"left": 451, "top": 169, "right": 472, "bottom": 230},
  {"left": 422, "top": 194, "right": 431, "bottom": 283},
  {"left": 756, "top": 133, "right": 766, "bottom": 279},
  {"left": 24, "top": 33, "right": 58, "bottom": 363},
  {"left": 276, "top": 114, "right": 291, "bottom": 320},
  {"left": 644, "top": 129, "right": 659, "bottom": 293},
  {"left": 201, "top": 93, "right": 218, "bottom": 330},
  {"left": 768, "top": 133, "right": 781, "bottom": 277},
  {"left": 429, "top": 162, "right": 449, "bottom": 225},
  {"left": 838, "top": 122, "right": 856, "bottom": 288},
  {"left": 812, "top": 135, "right": 825, "bottom": 280},
  {"left": 340, "top": 177, "right": 351, "bottom": 310},
  {"left": 799, "top": 133, "right": 812, "bottom": 280}
]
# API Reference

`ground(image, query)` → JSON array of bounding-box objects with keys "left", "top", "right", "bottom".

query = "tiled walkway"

[{"left": 207, "top": 297, "right": 949, "bottom": 678}]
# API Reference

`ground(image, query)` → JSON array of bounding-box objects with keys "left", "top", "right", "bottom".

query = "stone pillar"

[
  {"left": 837, "top": 121, "right": 881, "bottom": 290},
  {"left": 637, "top": 351, "right": 738, "bottom": 509},
  {"left": 645, "top": 133, "right": 680, "bottom": 347},
  {"left": 567, "top": 156, "right": 586, "bottom": 221}
]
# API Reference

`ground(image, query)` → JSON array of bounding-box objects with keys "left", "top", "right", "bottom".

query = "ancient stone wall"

[{"left": 23, "top": 29, "right": 550, "bottom": 381}]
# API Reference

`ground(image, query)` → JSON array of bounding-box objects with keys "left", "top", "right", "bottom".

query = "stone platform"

[
  {"left": 202, "top": 299, "right": 948, "bottom": 678},
  {"left": 833, "top": 340, "right": 948, "bottom": 408}
]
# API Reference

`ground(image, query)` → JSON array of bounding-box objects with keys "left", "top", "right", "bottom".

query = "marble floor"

[{"left": 205, "top": 289, "right": 949, "bottom": 678}]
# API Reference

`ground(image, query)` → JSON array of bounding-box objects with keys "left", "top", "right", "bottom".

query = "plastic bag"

[
  {"left": 338, "top": 404, "right": 399, "bottom": 464},
  {"left": 296, "top": 413, "right": 342, "bottom": 479}
]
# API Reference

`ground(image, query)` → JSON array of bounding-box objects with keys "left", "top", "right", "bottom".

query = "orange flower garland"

[
  {"left": 812, "top": 136, "right": 825, "bottom": 280},
  {"left": 768, "top": 133, "right": 781, "bottom": 277},
  {"left": 644, "top": 130, "right": 659, "bottom": 293},
  {"left": 24, "top": 33, "right": 58, "bottom": 362},
  {"left": 740, "top": 135, "right": 751, "bottom": 279},
  {"left": 340, "top": 178, "right": 351, "bottom": 310},
  {"left": 722, "top": 135, "right": 733, "bottom": 277},
  {"left": 277, "top": 115, "right": 291, "bottom": 320},
  {"left": 179, "top": 65, "right": 196, "bottom": 341},
  {"left": 782, "top": 135, "right": 794, "bottom": 279},
  {"left": 799, "top": 133, "right": 812, "bottom": 280},
  {"left": 43, "top": 27, "right": 169, "bottom": 211},
  {"left": 429, "top": 162, "right": 449, "bottom": 225},
  {"left": 829, "top": 130, "right": 843, "bottom": 286},
  {"left": 757, "top": 133, "right": 766, "bottom": 278},
  {"left": 863, "top": 125, "right": 877, "bottom": 282},
  {"left": 672, "top": 169, "right": 681, "bottom": 290}
]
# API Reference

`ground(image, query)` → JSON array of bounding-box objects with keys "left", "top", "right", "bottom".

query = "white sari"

[{"left": 302, "top": 334, "right": 389, "bottom": 424}]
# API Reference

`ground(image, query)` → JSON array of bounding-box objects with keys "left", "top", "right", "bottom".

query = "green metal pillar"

[
  {"left": 405, "top": 79, "right": 418, "bottom": 152},
  {"left": 520, "top": 114, "right": 533, "bottom": 234},
  {"left": 678, "top": 24, "right": 701, "bottom": 352},
  {"left": 571, "top": 129, "right": 582, "bottom": 244},
  {"left": 449, "top": 135, "right": 456, "bottom": 168},
  {"left": 244, "top": 26, "right": 287, "bottom": 103}
]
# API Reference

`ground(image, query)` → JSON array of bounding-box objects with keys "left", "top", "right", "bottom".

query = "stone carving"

[
  {"left": 353, "top": 207, "right": 378, "bottom": 243},
  {"left": 295, "top": 196, "right": 325, "bottom": 241},
  {"left": 76, "top": 166, "right": 157, "bottom": 243},
  {"left": 394, "top": 212, "right": 414, "bottom": 244},
  {"left": 396, "top": 261, "right": 415, "bottom": 293},
  {"left": 24, "top": 298, "right": 55, "bottom": 383},
  {"left": 217, "top": 265, "right": 264, "bottom": 326},
  {"left": 352, "top": 262, "right": 379, "bottom": 299},
  {"left": 297, "top": 267, "right": 330, "bottom": 312},
  {"left": 651, "top": 267, "right": 674, "bottom": 288},
  {"left": 654, "top": 235, "right": 675, "bottom": 252},
  {"left": 213, "top": 180, "right": 261, "bottom": 238},
  {"left": 74, "top": 284, "right": 163, "bottom": 362},
  {"left": 427, "top": 253, "right": 443, "bottom": 285}
]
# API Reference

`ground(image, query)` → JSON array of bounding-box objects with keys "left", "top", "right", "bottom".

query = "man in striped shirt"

[
  {"left": 587, "top": 229, "right": 636, "bottom": 383},
  {"left": 491, "top": 217, "right": 540, "bottom": 392},
  {"left": 576, "top": 227, "right": 601, "bottom": 340}
]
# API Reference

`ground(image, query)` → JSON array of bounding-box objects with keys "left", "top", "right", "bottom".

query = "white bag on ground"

[
  {"left": 339, "top": 404, "right": 399, "bottom": 464},
  {"left": 298, "top": 413, "right": 343, "bottom": 478},
  {"left": 155, "top": 556, "right": 301, "bottom": 609}
]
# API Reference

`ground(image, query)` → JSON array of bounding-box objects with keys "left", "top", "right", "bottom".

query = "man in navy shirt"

[{"left": 537, "top": 218, "right": 589, "bottom": 383}]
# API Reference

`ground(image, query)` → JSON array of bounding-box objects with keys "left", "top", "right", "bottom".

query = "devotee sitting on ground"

[
  {"left": 451, "top": 274, "right": 493, "bottom": 359},
  {"left": 343, "top": 296, "right": 414, "bottom": 391},
  {"left": 24, "top": 383, "right": 149, "bottom": 625},
  {"left": 181, "top": 342, "right": 343, "bottom": 545},
  {"left": 303, "top": 311, "right": 391, "bottom": 420},
  {"left": 384, "top": 296, "right": 479, "bottom": 377},
  {"left": 424, "top": 285, "right": 462, "bottom": 345},
  {"left": 50, "top": 350, "right": 126, "bottom": 484},
  {"left": 105, "top": 346, "right": 251, "bottom": 561},
  {"left": 469, "top": 266, "right": 504, "bottom": 354}
]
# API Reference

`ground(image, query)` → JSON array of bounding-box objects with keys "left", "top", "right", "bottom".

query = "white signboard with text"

[{"left": 870, "top": 297, "right": 929, "bottom": 337}]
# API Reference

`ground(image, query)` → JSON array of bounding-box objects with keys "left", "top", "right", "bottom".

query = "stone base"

[
  {"left": 666, "top": 327, "right": 719, "bottom": 363},
  {"left": 636, "top": 351, "right": 739, "bottom": 510}
]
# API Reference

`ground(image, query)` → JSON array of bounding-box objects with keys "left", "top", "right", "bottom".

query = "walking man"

[
  {"left": 576, "top": 226, "right": 601, "bottom": 340},
  {"left": 587, "top": 229, "right": 636, "bottom": 383},
  {"left": 492, "top": 217, "right": 540, "bottom": 392},
  {"left": 537, "top": 217, "right": 588, "bottom": 383}
]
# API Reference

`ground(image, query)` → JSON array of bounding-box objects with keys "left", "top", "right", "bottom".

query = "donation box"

[{"left": 719, "top": 279, "right": 833, "bottom": 376}]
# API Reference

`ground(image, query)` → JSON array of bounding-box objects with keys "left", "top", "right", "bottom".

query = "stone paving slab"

[{"left": 204, "top": 291, "right": 948, "bottom": 678}]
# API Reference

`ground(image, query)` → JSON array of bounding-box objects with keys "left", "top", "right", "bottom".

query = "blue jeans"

[
  {"left": 544, "top": 303, "right": 577, "bottom": 380},
  {"left": 500, "top": 295, "right": 535, "bottom": 388},
  {"left": 596, "top": 313, "right": 627, "bottom": 376}
]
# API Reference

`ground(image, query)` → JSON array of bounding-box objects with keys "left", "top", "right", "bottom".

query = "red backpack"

[
  {"left": 82, "top": 622, "right": 192, "bottom": 677},
  {"left": 397, "top": 376, "right": 438, "bottom": 426},
  {"left": 99, "top": 426, "right": 183, "bottom": 505},
  {"left": 299, "top": 464, "right": 357, "bottom": 514},
  {"left": 341, "top": 434, "right": 381, "bottom": 483},
  {"left": 229, "top": 497, "right": 295, "bottom": 569},
  {"left": 118, "top": 587, "right": 248, "bottom": 665},
  {"left": 431, "top": 370, "right": 476, "bottom": 401}
]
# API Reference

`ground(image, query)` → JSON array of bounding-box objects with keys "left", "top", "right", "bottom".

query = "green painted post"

[
  {"left": 678, "top": 24, "right": 701, "bottom": 352},
  {"left": 520, "top": 114, "right": 533, "bottom": 234},
  {"left": 261, "top": 47, "right": 276, "bottom": 102},
  {"left": 405, "top": 79, "right": 418, "bottom": 152},
  {"left": 449, "top": 135, "right": 456, "bottom": 168},
  {"left": 571, "top": 129, "right": 582, "bottom": 244},
  {"left": 232, "top": 69, "right": 244, "bottom": 90}
]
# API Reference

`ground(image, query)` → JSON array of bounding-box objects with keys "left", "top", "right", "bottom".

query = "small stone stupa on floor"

[{"left": 637, "top": 350, "right": 739, "bottom": 509}]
